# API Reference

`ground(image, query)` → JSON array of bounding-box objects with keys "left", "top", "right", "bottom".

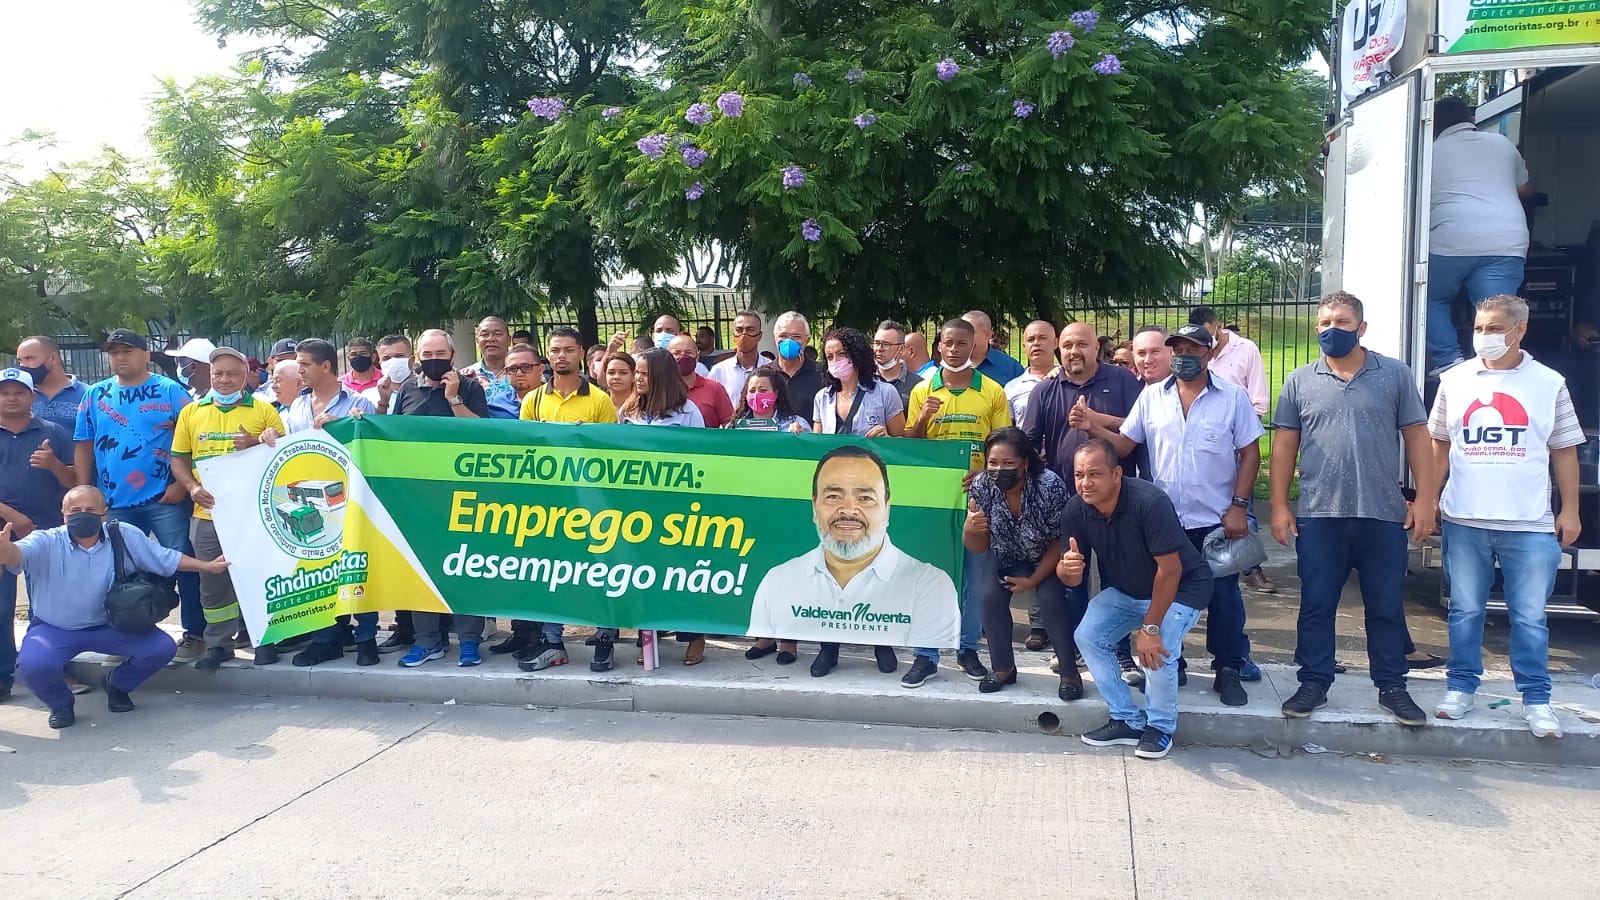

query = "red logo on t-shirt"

[{"left": 1460, "top": 392, "right": 1529, "bottom": 458}]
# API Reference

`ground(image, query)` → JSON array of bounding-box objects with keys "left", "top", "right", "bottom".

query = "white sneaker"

[
  {"left": 1434, "top": 690, "right": 1475, "bottom": 719},
  {"left": 1524, "top": 703, "right": 1563, "bottom": 739}
]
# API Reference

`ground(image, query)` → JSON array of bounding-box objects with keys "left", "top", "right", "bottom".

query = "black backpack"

[{"left": 103, "top": 524, "right": 180, "bottom": 633}]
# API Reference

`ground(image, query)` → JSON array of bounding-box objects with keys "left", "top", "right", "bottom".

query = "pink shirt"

[
  {"left": 1208, "top": 332, "right": 1268, "bottom": 416},
  {"left": 685, "top": 376, "right": 734, "bottom": 428},
  {"left": 340, "top": 370, "right": 381, "bottom": 393}
]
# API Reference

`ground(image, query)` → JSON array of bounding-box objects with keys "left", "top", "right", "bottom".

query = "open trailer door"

[{"left": 1336, "top": 68, "right": 1425, "bottom": 364}]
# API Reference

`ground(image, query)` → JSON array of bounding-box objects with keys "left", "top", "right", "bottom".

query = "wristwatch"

[
  {"left": 448, "top": 395, "right": 464, "bottom": 407},
  {"left": 1139, "top": 624, "right": 1161, "bottom": 637},
  {"left": 1230, "top": 496, "right": 1250, "bottom": 508}
]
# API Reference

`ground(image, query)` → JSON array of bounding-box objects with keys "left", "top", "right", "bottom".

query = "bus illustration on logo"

[
  {"left": 274, "top": 501, "right": 325, "bottom": 541},
  {"left": 286, "top": 479, "right": 347, "bottom": 511}
]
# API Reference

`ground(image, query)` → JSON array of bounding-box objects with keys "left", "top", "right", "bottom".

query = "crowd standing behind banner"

[{"left": 1, "top": 296, "right": 1583, "bottom": 752}]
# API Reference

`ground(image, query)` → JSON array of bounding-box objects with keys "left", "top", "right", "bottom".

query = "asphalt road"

[{"left": 2, "top": 696, "right": 1597, "bottom": 899}]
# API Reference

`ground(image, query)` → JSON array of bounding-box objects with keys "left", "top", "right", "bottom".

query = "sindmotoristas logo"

[{"left": 258, "top": 439, "right": 351, "bottom": 560}]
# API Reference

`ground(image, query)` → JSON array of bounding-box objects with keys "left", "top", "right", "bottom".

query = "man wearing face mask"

[
  {"left": 1271, "top": 292, "right": 1440, "bottom": 726},
  {"left": 339, "top": 337, "right": 381, "bottom": 395},
  {"left": 1081, "top": 324, "right": 1263, "bottom": 707},
  {"left": 2, "top": 485, "right": 230, "bottom": 728},
  {"left": 1426, "top": 295, "right": 1584, "bottom": 738},
  {"left": 871, "top": 320, "right": 919, "bottom": 409},
  {"left": 365, "top": 334, "right": 414, "bottom": 415},
  {"left": 709, "top": 310, "right": 770, "bottom": 405},
  {"left": 772, "top": 310, "right": 824, "bottom": 418},
  {"left": 168, "top": 338, "right": 216, "bottom": 400},
  {"left": 14, "top": 336, "right": 88, "bottom": 433},
  {"left": 668, "top": 334, "right": 734, "bottom": 428},
  {"left": 170, "top": 346, "right": 286, "bottom": 669},
  {"left": 633, "top": 314, "right": 713, "bottom": 376}
]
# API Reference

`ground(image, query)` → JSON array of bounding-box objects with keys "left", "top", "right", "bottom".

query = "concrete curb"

[{"left": 65, "top": 639, "right": 1600, "bottom": 766}]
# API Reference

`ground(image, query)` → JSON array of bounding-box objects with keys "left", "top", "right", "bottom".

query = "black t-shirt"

[
  {"left": 781, "top": 359, "right": 824, "bottom": 422},
  {"left": 1061, "top": 476, "right": 1213, "bottom": 610},
  {"left": 393, "top": 374, "right": 491, "bottom": 418}
]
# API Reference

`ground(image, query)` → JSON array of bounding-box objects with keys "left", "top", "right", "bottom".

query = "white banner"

[{"left": 1340, "top": 0, "right": 1408, "bottom": 109}]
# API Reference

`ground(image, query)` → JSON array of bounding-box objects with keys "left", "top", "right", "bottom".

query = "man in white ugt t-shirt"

[
  {"left": 1426, "top": 96, "right": 1534, "bottom": 372},
  {"left": 1426, "top": 296, "right": 1584, "bottom": 739}
]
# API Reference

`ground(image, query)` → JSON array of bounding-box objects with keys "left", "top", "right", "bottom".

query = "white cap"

[{"left": 170, "top": 338, "right": 218, "bottom": 364}]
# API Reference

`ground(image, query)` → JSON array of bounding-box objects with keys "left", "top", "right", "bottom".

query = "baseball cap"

[
  {"left": 270, "top": 339, "right": 299, "bottom": 358},
  {"left": 170, "top": 337, "right": 219, "bottom": 364},
  {"left": 104, "top": 329, "right": 149, "bottom": 351},
  {"left": 1166, "top": 323, "right": 1215, "bottom": 349},
  {"left": 210, "top": 346, "right": 249, "bottom": 366},
  {"left": 246, "top": 356, "right": 262, "bottom": 369},
  {"left": 0, "top": 367, "right": 36, "bottom": 391}
]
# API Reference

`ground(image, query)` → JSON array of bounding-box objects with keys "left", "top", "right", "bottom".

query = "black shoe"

[
  {"left": 1024, "top": 629, "right": 1050, "bottom": 651},
  {"left": 254, "top": 646, "right": 279, "bottom": 667},
  {"left": 874, "top": 646, "right": 898, "bottom": 673},
  {"left": 1213, "top": 668, "right": 1248, "bottom": 707},
  {"left": 193, "top": 647, "right": 232, "bottom": 670},
  {"left": 956, "top": 649, "right": 988, "bottom": 681},
  {"left": 901, "top": 657, "right": 938, "bottom": 688},
  {"left": 776, "top": 650, "right": 797, "bottom": 665},
  {"left": 1134, "top": 726, "right": 1173, "bottom": 760},
  {"left": 378, "top": 633, "right": 411, "bottom": 654},
  {"left": 1080, "top": 718, "right": 1143, "bottom": 747},
  {"left": 583, "top": 632, "right": 600, "bottom": 646},
  {"left": 355, "top": 639, "right": 380, "bottom": 666},
  {"left": 1379, "top": 687, "right": 1427, "bottom": 727},
  {"left": 292, "top": 642, "right": 343, "bottom": 668},
  {"left": 274, "top": 634, "right": 312, "bottom": 653},
  {"left": 49, "top": 706, "right": 75, "bottom": 729},
  {"left": 1281, "top": 683, "right": 1329, "bottom": 718},
  {"left": 1058, "top": 675, "right": 1084, "bottom": 702},
  {"left": 591, "top": 639, "right": 615, "bottom": 672},
  {"left": 1118, "top": 650, "right": 1145, "bottom": 689},
  {"left": 489, "top": 635, "right": 531, "bottom": 656},
  {"left": 1177, "top": 656, "right": 1188, "bottom": 687},
  {"left": 101, "top": 673, "right": 134, "bottom": 713},
  {"left": 1406, "top": 653, "right": 1445, "bottom": 671},
  {"left": 810, "top": 646, "right": 839, "bottom": 678},
  {"left": 745, "top": 642, "right": 778, "bottom": 660},
  {"left": 978, "top": 671, "right": 1017, "bottom": 693}
]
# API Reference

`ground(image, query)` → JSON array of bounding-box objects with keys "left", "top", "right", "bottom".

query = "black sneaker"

[
  {"left": 1118, "top": 650, "right": 1144, "bottom": 689},
  {"left": 901, "top": 657, "right": 939, "bottom": 688},
  {"left": 193, "top": 647, "right": 232, "bottom": 670},
  {"left": 377, "top": 633, "right": 410, "bottom": 654},
  {"left": 1379, "top": 687, "right": 1427, "bottom": 727},
  {"left": 1080, "top": 718, "right": 1143, "bottom": 747},
  {"left": 1024, "top": 629, "right": 1050, "bottom": 651},
  {"left": 253, "top": 645, "right": 279, "bottom": 667},
  {"left": 292, "top": 642, "right": 343, "bottom": 668},
  {"left": 810, "top": 645, "right": 839, "bottom": 678},
  {"left": 517, "top": 641, "right": 569, "bottom": 672},
  {"left": 49, "top": 706, "right": 76, "bottom": 729},
  {"left": 874, "top": 645, "right": 898, "bottom": 674},
  {"left": 1281, "top": 683, "right": 1329, "bottom": 718},
  {"left": 590, "top": 639, "right": 615, "bottom": 672},
  {"left": 355, "top": 639, "right": 380, "bottom": 666},
  {"left": 489, "top": 635, "right": 531, "bottom": 656},
  {"left": 1213, "top": 668, "right": 1248, "bottom": 707},
  {"left": 101, "top": 673, "right": 134, "bottom": 713},
  {"left": 956, "top": 649, "right": 988, "bottom": 681},
  {"left": 1134, "top": 726, "right": 1173, "bottom": 760}
]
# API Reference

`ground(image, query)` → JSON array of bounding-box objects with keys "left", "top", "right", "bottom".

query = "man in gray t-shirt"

[{"left": 1268, "top": 292, "right": 1440, "bottom": 727}]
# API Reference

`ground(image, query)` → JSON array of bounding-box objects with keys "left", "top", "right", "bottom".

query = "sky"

[{"left": 0, "top": 0, "right": 243, "bottom": 176}]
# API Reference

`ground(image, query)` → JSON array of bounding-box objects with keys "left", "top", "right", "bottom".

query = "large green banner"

[
  {"left": 203, "top": 417, "right": 971, "bottom": 647},
  {"left": 1440, "top": 1, "right": 1600, "bottom": 53}
]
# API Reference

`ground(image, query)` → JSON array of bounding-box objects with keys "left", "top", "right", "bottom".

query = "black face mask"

[
  {"left": 67, "top": 512, "right": 103, "bottom": 539},
  {"left": 21, "top": 363, "right": 51, "bottom": 384},
  {"left": 990, "top": 468, "right": 1022, "bottom": 492},
  {"left": 418, "top": 358, "right": 454, "bottom": 382},
  {"left": 349, "top": 355, "right": 374, "bottom": 373}
]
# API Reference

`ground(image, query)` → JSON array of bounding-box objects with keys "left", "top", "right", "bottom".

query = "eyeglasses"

[
  {"left": 504, "top": 364, "right": 538, "bottom": 375},
  {"left": 870, "top": 341, "right": 904, "bottom": 350}
]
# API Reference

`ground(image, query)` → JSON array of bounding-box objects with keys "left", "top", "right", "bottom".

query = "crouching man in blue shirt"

[{"left": 0, "top": 485, "right": 230, "bottom": 729}]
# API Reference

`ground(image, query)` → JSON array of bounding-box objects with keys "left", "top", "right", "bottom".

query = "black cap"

[
  {"left": 270, "top": 338, "right": 299, "bottom": 357},
  {"left": 104, "top": 328, "right": 149, "bottom": 351},
  {"left": 1166, "top": 323, "right": 1215, "bottom": 349}
]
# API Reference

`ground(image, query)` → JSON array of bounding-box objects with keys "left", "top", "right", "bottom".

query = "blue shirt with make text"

[{"left": 73, "top": 374, "right": 191, "bottom": 508}]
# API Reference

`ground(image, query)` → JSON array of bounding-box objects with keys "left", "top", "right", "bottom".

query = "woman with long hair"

[
  {"left": 963, "top": 427, "right": 1081, "bottom": 700},
  {"left": 619, "top": 348, "right": 704, "bottom": 427},
  {"left": 602, "top": 352, "right": 636, "bottom": 411}
]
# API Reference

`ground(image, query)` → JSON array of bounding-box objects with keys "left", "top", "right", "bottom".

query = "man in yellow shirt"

[
  {"left": 902, "top": 317, "right": 1013, "bottom": 687},
  {"left": 170, "top": 346, "right": 284, "bottom": 668}
]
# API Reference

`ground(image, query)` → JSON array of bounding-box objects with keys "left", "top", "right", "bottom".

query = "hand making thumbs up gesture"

[{"left": 1056, "top": 537, "right": 1086, "bottom": 585}]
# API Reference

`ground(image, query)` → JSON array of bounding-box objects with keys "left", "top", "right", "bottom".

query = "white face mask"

[
  {"left": 941, "top": 355, "right": 973, "bottom": 373},
  {"left": 1472, "top": 332, "right": 1511, "bottom": 361},
  {"left": 381, "top": 357, "right": 414, "bottom": 382}
]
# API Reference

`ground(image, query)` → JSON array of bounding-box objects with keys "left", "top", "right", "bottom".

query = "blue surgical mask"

[
  {"left": 1317, "top": 325, "right": 1361, "bottom": 359},
  {"left": 777, "top": 339, "right": 803, "bottom": 360},
  {"left": 1170, "top": 355, "right": 1205, "bottom": 381},
  {"left": 653, "top": 332, "right": 674, "bottom": 350},
  {"left": 210, "top": 388, "right": 243, "bottom": 405}
]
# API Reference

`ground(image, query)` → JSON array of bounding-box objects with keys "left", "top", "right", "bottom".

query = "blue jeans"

[
  {"left": 1075, "top": 588, "right": 1201, "bottom": 735},
  {"left": 915, "top": 548, "right": 988, "bottom": 661},
  {"left": 542, "top": 623, "right": 619, "bottom": 644},
  {"left": 1441, "top": 522, "right": 1560, "bottom": 704},
  {"left": 1, "top": 568, "right": 16, "bottom": 685},
  {"left": 1294, "top": 518, "right": 1411, "bottom": 690},
  {"left": 312, "top": 612, "right": 379, "bottom": 646},
  {"left": 1426, "top": 254, "right": 1525, "bottom": 370},
  {"left": 110, "top": 501, "right": 204, "bottom": 637},
  {"left": 1186, "top": 527, "right": 1249, "bottom": 670}
]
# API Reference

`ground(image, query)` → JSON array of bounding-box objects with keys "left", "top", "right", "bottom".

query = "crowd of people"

[{"left": 0, "top": 293, "right": 1583, "bottom": 757}]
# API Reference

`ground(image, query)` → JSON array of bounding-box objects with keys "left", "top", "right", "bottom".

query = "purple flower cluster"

[
  {"left": 955, "top": 163, "right": 972, "bottom": 172},
  {"left": 781, "top": 165, "right": 806, "bottom": 189},
  {"left": 717, "top": 92, "right": 744, "bottom": 118},
  {"left": 854, "top": 112, "right": 876, "bottom": 129},
  {"left": 526, "top": 97, "right": 565, "bottom": 120},
  {"left": 1070, "top": 10, "right": 1099, "bottom": 32},
  {"left": 686, "top": 182, "right": 705, "bottom": 201},
  {"left": 936, "top": 58, "right": 960, "bottom": 81},
  {"left": 1047, "top": 30, "right": 1076, "bottom": 58},
  {"left": 1092, "top": 54, "right": 1122, "bottom": 75},
  {"left": 685, "top": 102, "right": 713, "bottom": 125},
  {"left": 602, "top": 106, "right": 624, "bottom": 120},
  {"left": 1014, "top": 99, "right": 1036, "bottom": 118},
  {"left": 637, "top": 134, "right": 670, "bottom": 159},
  {"left": 801, "top": 219, "right": 822, "bottom": 242},
  {"left": 846, "top": 67, "right": 866, "bottom": 84},
  {"left": 794, "top": 72, "right": 812, "bottom": 89},
  {"left": 682, "top": 145, "right": 708, "bottom": 168}
]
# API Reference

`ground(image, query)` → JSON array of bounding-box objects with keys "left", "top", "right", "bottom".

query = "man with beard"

[{"left": 747, "top": 445, "right": 959, "bottom": 654}]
